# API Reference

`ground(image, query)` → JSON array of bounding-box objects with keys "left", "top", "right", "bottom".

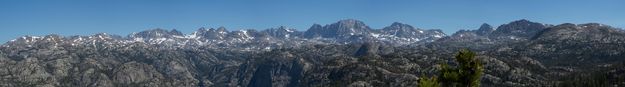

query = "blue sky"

[{"left": 1, "top": 0, "right": 624, "bottom": 42}]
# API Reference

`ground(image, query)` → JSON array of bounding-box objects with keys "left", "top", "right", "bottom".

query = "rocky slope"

[{"left": 0, "top": 19, "right": 624, "bottom": 87}]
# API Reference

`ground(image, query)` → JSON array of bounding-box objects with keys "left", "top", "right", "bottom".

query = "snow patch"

[
  {"left": 155, "top": 32, "right": 162, "bottom": 36},
  {"left": 370, "top": 33, "right": 380, "bottom": 38},
  {"left": 509, "top": 36, "right": 520, "bottom": 40},
  {"left": 92, "top": 40, "right": 97, "bottom": 48},
  {"left": 73, "top": 37, "right": 84, "bottom": 42},
  {"left": 218, "top": 30, "right": 227, "bottom": 34},
  {"left": 241, "top": 30, "right": 247, "bottom": 34},
  {"left": 172, "top": 35, "right": 185, "bottom": 38},
  {"left": 434, "top": 35, "right": 443, "bottom": 38},
  {"left": 134, "top": 38, "right": 144, "bottom": 42},
  {"left": 31, "top": 36, "right": 42, "bottom": 39},
  {"left": 155, "top": 38, "right": 168, "bottom": 43},
  {"left": 22, "top": 36, "right": 42, "bottom": 43},
  {"left": 186, "top": 32, "right": 199, "bottom": 39}
]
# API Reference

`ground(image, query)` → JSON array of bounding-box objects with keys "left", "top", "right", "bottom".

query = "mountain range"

[{"left": 1, "top": 19, "right": 624, "bottom": 87}]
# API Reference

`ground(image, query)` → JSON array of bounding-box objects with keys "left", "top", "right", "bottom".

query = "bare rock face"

[
  {"left": 157, "top": 61, "right": 198, "bottom": 87},
  {"left": 1, "top": 58, "right": 55, "bottom": 87},
  {"left": 490, "top": 19, "right": 548, "bottom": 40},
  {"left": 112, "top": 62, "right": 165, "bottom": 86},
  {"left": 77, "top": 68, "right": 114, "bottom": 87}
]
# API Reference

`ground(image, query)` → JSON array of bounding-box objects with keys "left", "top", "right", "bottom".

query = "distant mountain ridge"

[
  {"left": 3, "top": 19, "right": 623, "bottom": 52},
  {"left": 2, "top": 19, "right": 449, "bottom": 50}
]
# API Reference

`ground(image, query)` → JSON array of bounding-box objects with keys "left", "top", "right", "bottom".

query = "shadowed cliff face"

[{"left": 1, "top": 19, "right": 625, "bottom": 87}]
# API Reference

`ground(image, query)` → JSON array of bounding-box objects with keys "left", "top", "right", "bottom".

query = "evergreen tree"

[
  {"left": 419, "top": 49, "right": 483, "bottom": 87},
  {"left": 419, "top": 76, "right": 440, "bottom": 87}
]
